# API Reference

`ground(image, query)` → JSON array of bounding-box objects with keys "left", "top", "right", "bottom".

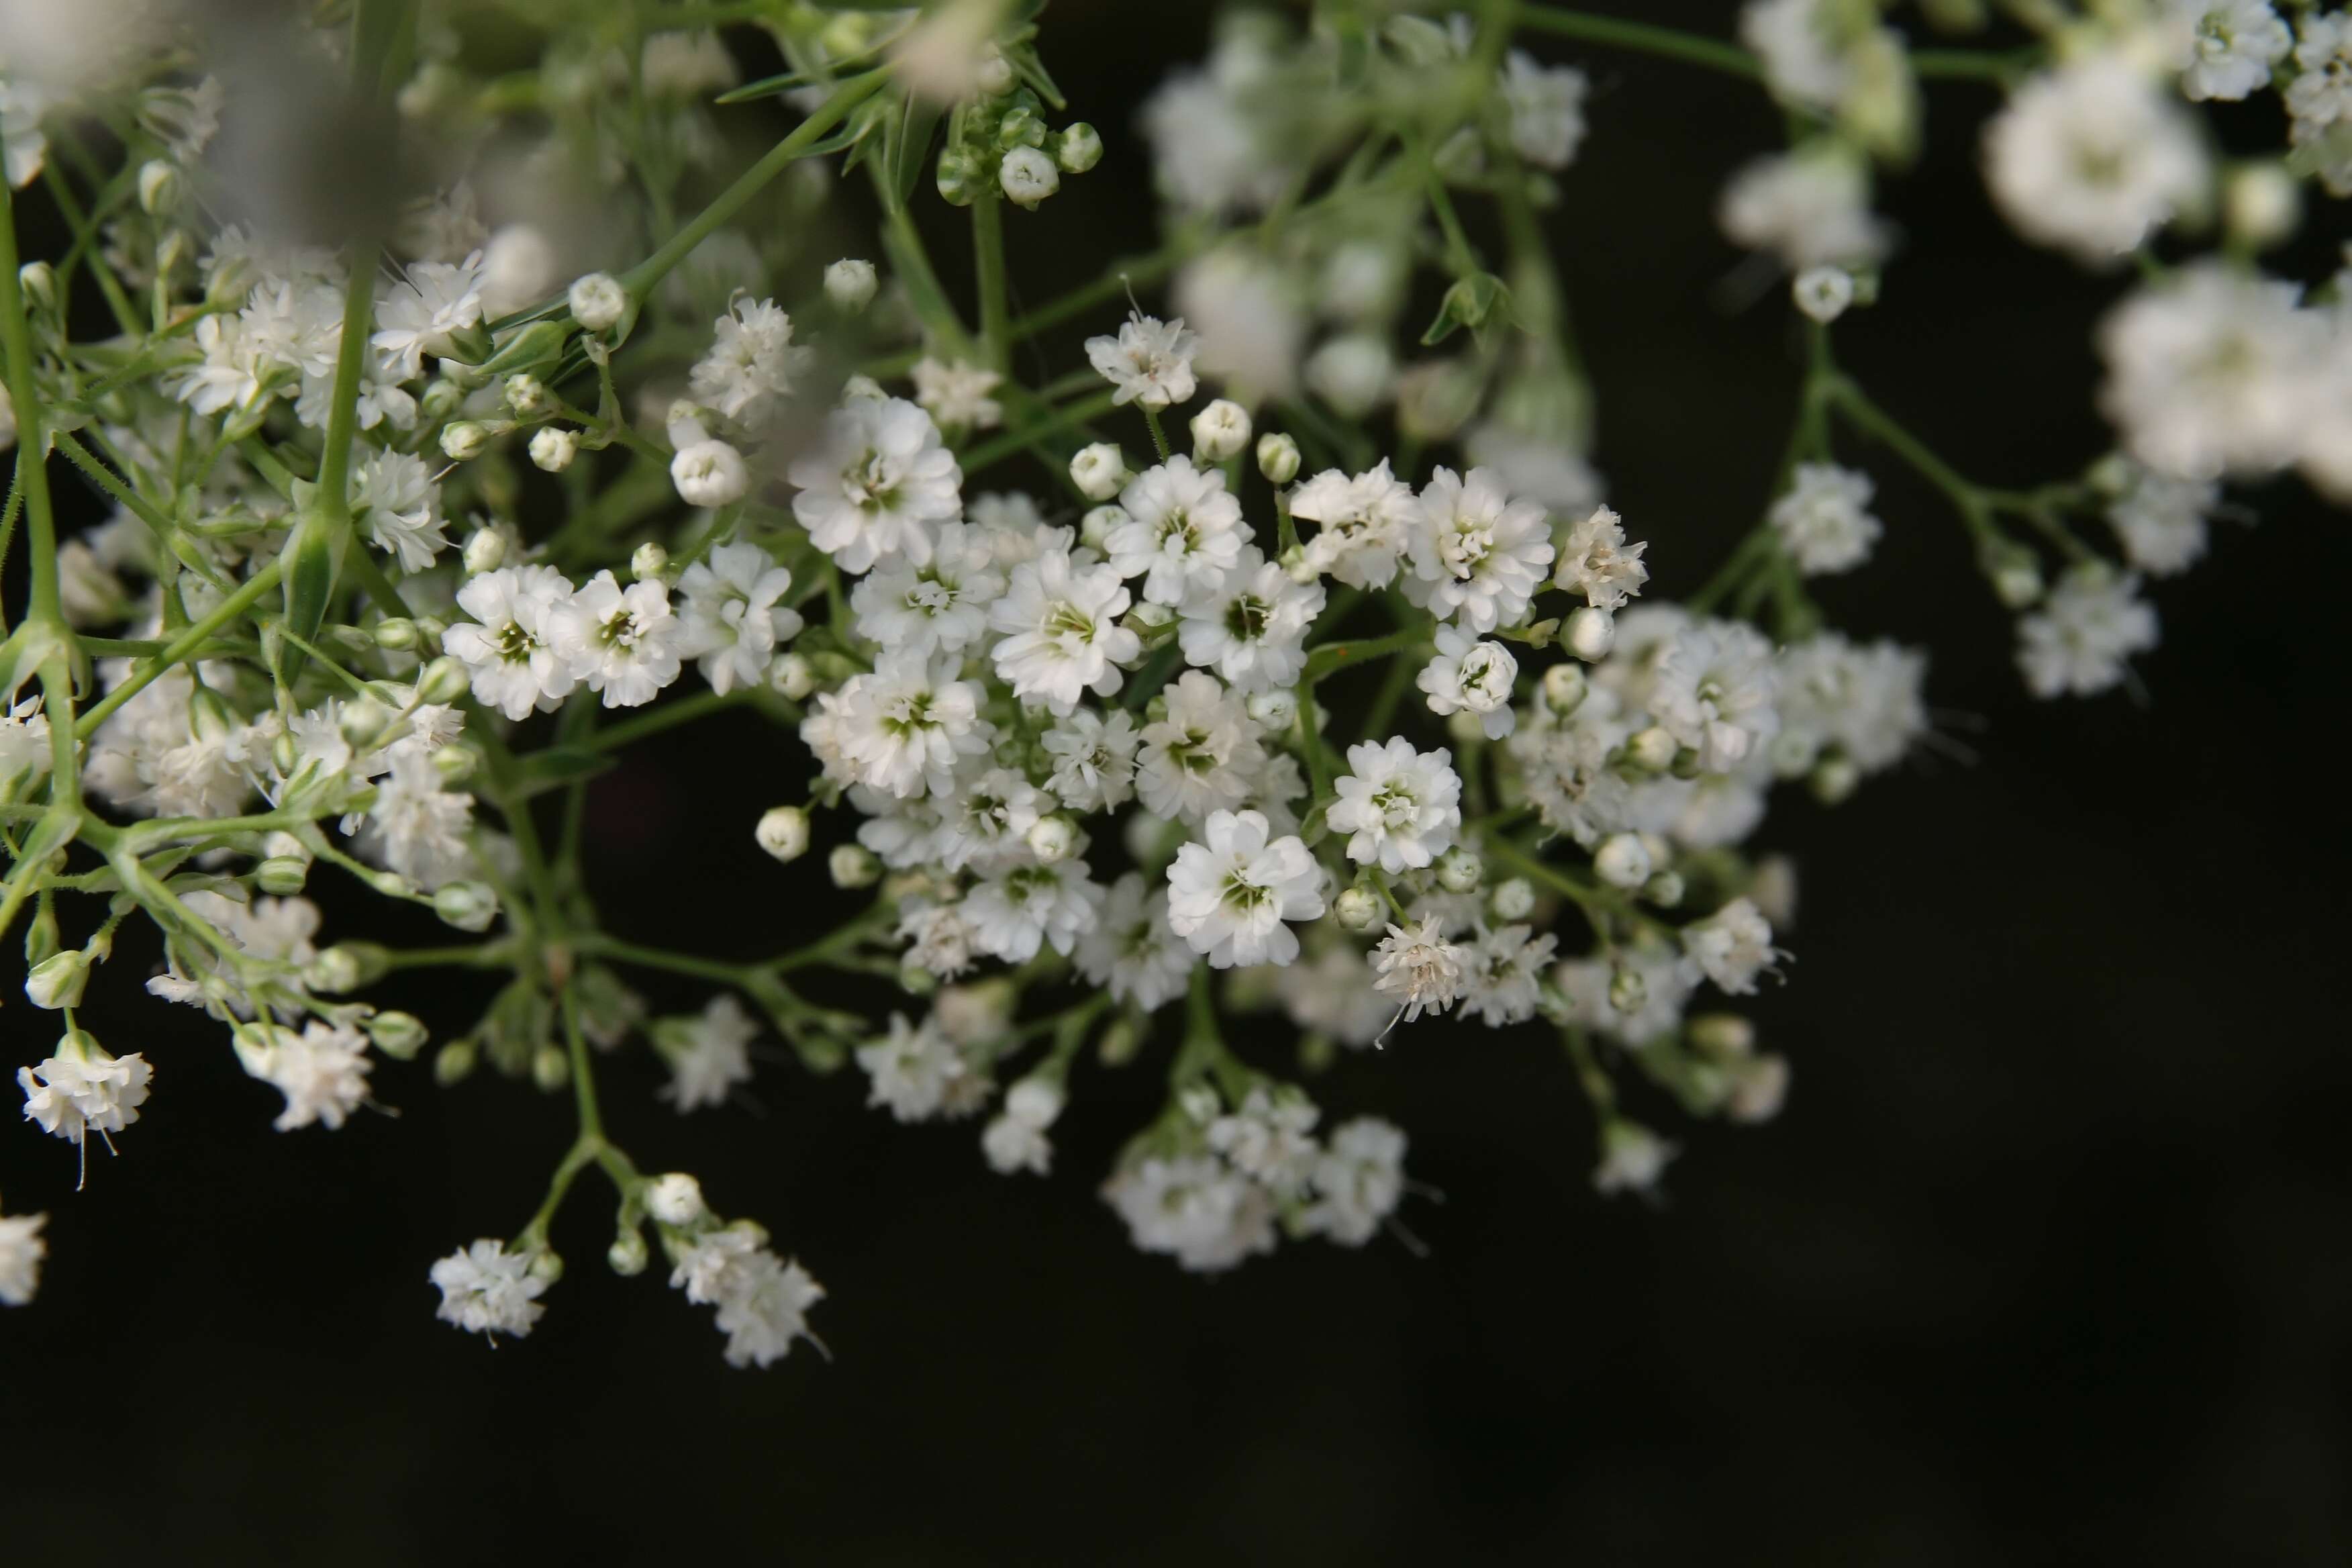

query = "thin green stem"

[
  {"left": 972, "top": 191, "right": 1010, "bottom": 373},
  {"left": 75, "top": 562, "right": 285, "bottom": 738},
  {"left": 1516, "top": 7, "right": 1760, "bottom": 79}
]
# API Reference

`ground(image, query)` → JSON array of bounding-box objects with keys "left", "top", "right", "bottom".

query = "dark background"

[{"left": 6, "top": 3, "right": 2351, "bottom": 1561}]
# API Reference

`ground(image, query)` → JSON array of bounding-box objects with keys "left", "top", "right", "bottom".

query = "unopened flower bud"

[
  {"left": 1079, "top": 504, "right": 1123, "bottom": 551},
  {"left": 369, "top": 616, "right": 417, "bottom": 653},
  {"left": 630, "top": 542, "right": 669, "bottom": 582},
  {"left": 1246, "top": 689, "right": 1297, "bottom": 730},
  {"left": 1069, "top": 442, "right": 1128, "bottom": 500},
  {"left": 1607, "top": 964, "right": 1648, "bottom": 1015},
  {"left": 461, "top": 527, "right": 507, "bottom": 573},
  {"left": 1792, "top": 266, "right": 1854, "bottom": 323},
  {"left": 1189, "top": 398, "right": 1251, "bottom": 461},
  {"left": 607, "top": 1229, "right": 650, "bottom": 1275},
  {"left": 416, "top": 655, "right": 472, "bottom": 705},
  {"left": 772, "top": 652, "right": 816, "bottom": 700},
  {"left": 25, "top": 951, "right": 89, "bottom": 1010},
  {"left": 568, "top": 271, "right": 627, "bottom": 332},
  {"left": 1687, "top": 1012, "right": 1756, "bottom": 1059},
  {"left": 528, "top": 426, "right": 579, "bottom": 473},
  {"left": 997, "top": 106, "right": 1045, "bottom": 151},
  {"left": 1626, "top": 724, "right": 1677, "bottom": 773},
  {"left": 1434, "top": 845, "right": 1483, "bottom": 894},
  {"left": 1257, "top": 432, "right": 1301, "bottom": 484},
  {"left": 756, "top": 805, "right": 810, "bottom": 862},
  {"left": 1491, "top": 876, "right": 1536, "bottom": 922},
  {"left": 532, "top": 1044, "right": 571, "bottom": 1092},
  {"left": 975, "top": 44, "right": 1016, "bottom": 96},
  {"left": 503, "top": 373, "right": 547, "bottom": 416},
  {"left": 829, "top": 843, "right": 880, "bottom": 889},
  {"left": 255, "top": 855, "right": 309, "bottom": 896},
  {"left": 1055, "top": 121, "right": 1103, "bottom": 173},
  {"left": 432, "top": 744, "right": 479, "bottom": 786},
  {"left": 305, "top": 946, "right": 363, "bottom": 994},
  {"left": 1334, "top": 885, "right": 1383, "bottom": 932},
  {"left": 1564, "top": 605, "right": 1615, "bottom": 662},
  {"left": 366, "top": 1010, "right": 429, "bottom": 1059},
  {"left": 434, "top": 881, "right": 500, "bottom": 933},
  {"left": 2224, "top": 163, "right": 2299, "bottom": 251},
  {"left": 645, "top": 1172, "right": 707, "bottom": 1226},
  {"left": 1594, "top": 832, "right": 1651, "bottom": 889},
  {"left": 1809, "top": 754, "right": 1861, "bottom": 805},
  {"left": 1643, "top": 870, "right": 1684, "bottom": 908},
  {"left": 1727, "top": 1054, "right": 1791, "bottom": 1123},
  {"left": 825, "top": 257, "right": 879, "bottom": 311},
  {"left": 1096, "top": 1017, "right": 1140, "bottom": 1066},
  {"left": 999, "top": 146, "right": 1060, "bottom": 208},
  {"left": 18, "top": 260, "right": 55, "bottom": 310},
  {"left": 135, "top": 160, "right": 187, "bottom": 222},
  {"left": 1026, "top": 816, "right": 1077, "bottom": 863},
  {"left": 671, "top": 438, "right": 748, "bottom": 508},
  {"left": 1541, "top": 662, "right": 1588, "bottom": 714},
  {"left": 434, "top": 1038, "right": 478, "bottom": 1085},
  {"left": 440, "top": 422, "right": 490, "bottom": 464}
]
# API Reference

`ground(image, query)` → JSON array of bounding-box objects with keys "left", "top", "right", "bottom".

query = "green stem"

[
  {"left": 972, "top": 191, "right": 1010, "bottom": 373},
  {"left": 1516, "top": 7, "right": 1760, "bottom": 79},
  {"left": 75, "top": 562, "right": 285, "bottom": 738}
]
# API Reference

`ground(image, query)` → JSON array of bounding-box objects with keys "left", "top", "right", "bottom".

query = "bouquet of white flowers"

[{"left": 3, "top": 0, "right": 2343, "bottom": 1365}]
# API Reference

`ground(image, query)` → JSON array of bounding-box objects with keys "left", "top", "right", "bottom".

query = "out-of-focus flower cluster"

[{"left": 1, "top": 0, "right": 2340, "bottom": 1363}]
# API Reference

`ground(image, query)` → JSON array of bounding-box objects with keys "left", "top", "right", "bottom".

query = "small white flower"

[
  {"left": 1103, "top": 1155, "right": 1277, "bottom": 1273},
  {"left": 2172, "top": 0, "right": 2292, "bottom": 102},
  {"left": 1459, "top": 924, "right": 1559, "bottom": 1028},
  {"left": 1290, "top": 460, "right": 1416, "bottom": 589},
  {"left": 1650, "top": 620, "right": 1781, "bottom": 772},
  {"left": 1593, "top": 1121, "right": 1677, "bottom": 1196},
  {"left": 1206, "top": 1088, "right": 1321, "bottom": 1197},
  {"left": 548, "top": 570, "right": 683, "bottom": 708},
  {"left": 243, "top": 1020, "right": 373, "bottom": 1130},
  {"left": 2017, "top": 564, "right": 2159, "bottom": 698},
  {"left": 677, "top": 541, "right": 804, "bottom": 694},
  {"left": 1303, "top": 1118, "right": 1407, "bottom": 1245},
  {"left": 963, "top": 859, "right": 1104, "bottom": 963},
  {"left": 1553, "top": 504, "right": 1650, "bottom": 610},
  {"left": 1680, "top": 897, "right": 1780, "bottom": 995},
  {"left": 1108, "top": 455, "right": 1246, "bottom": 607},
  {"left": 19, "top": 1041, "right": 153, "bottom": 1147},
  {"left": 850, "top": 520, "right": 1001, "bottom": 658},
  {"left": 2098, "top": 263, "right": 2312, "bottom": 480},
  {"left": 1085, "top": 310, "right": 1199, "bottom": 409},
  {"left": 825, "top": 258, "right": 879, "bottom": 310},
  {"left": 2105, "top": 463, "right": 2216, "bottom": 575},
  {"left": 1500, "top": 50, "right": 1589, "bottom": 169},
  {"left": 1372, "top": 916, "right": 1469, "bottom": 1024},
  {"left": 1984, "top": 57, "right": 2208, "bottom": 266},
  {"left": 856, "top": 1012, "right": 968, "bottom": 1122},
  {"left": 789, "top": 395, "right": 963, "bottom": 573},
  {"left": 1176, "top": 546, "right": 1326, "bottom": 692},
  {"left": 362, "top": 747, "right": 474, "bottom": 890},
  {"left": 1077, "top": 871, "right": 1193, "bottom": 1011},
  {"left": 655, "top": 994, "right": 759, "bottom": 1112},
  {"left": 1769, "top": 462, "right": 1882, "bottom": 576},
  {"left": 430, "top": 1238, "right": 547, "bottom": 1338},
  {"left": 820, "top": 648, "right": 993, "bottom": 799},
  {"left": 672, "top": 438, "right": 751, "bottom": 508},
  {"left": 669, "top": 1226, "right": 825, "bottom": 1370},
  {"left": 353, "top": 450, "right": 448, "bottom": 573},
  {"left": 372, "top": 251, "right": 486, "bottom": 379},
  {"left": 987, "top": 548, "right": 1142, "bottom": 714},
  {"left": 1042, "top": 705, "right": 1140, "bottom": 812},
  {"left": 0, "top": 1208, "right": 45, "bottom": 1307},
  {"left": 1165, "top": 808, "right": 1326, "bottom": 968},
  {"left": 1417, "top": 624, "right": 1519, "bottom": 739},
  {"left": 1136, "top": 671, "right": 1265, "bottom": 824},
  {"left": 569, "top": 271, "right": 627, "bottom": 331},
  {"left": 689, "top": 297, "right": 806, "bottom": 426},
  {"left": 443, "top": 564, "right": 580, "bottom": 721},
  {"left": 1328, "top": 738, "right": 1463, "bottom": 875},
  {"left": 910, "top": 355, "right": 1004, "bottom": 430},
  {"left": 999, "top": 145, "right": 1061, "bottom": 207},
  {"left": 1720, "top": 146, "right": 1889, "bottom": 269},
  {"left": 983, "top": 1075, "right": 1065, "bottom": 1175},
  {"left": 1406, "top": 466, "right": 1555, "bottom": 634}
]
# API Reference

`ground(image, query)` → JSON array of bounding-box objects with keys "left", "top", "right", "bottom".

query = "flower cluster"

[{"left": 1, "top": 0, "right": 2341, "bottom": 1368}]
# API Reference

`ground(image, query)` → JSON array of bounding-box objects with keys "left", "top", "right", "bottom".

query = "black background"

[{"left": 5, "top": 3, "right": 2351, "bottom": 1562}]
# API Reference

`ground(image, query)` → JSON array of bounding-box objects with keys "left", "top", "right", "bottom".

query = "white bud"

[
  {"left": 461, "top": 528, "right": 507, "bottom": 573},
  {"left": 366, "top": 1011, "right": 429, "bottom": 1059},
  {"left": 1334, "top": 885, "right": 1383, "bottom": 932},
  {"left": 1434, "top": 845, "right": 1483, "bottom": 894},
  {"left": 440, "top": 421, "right": 490, "bottom": 461},
  {"left": 1809, "top": 754, "right": 1861, "bottom": 806},
  {"left": 607, "top": 1230, "right": 650, "bottom": 1275},
  {"left": 671, "top": 439, "right": 749, "bottom": 508},
  {"left": 2224, "top": 164, "right": 2299, "bottom": 251},
  {"left": 1069, "top": 442, "right": 1128, "bottom": 501},
  {"left": 630, "top": 542, "right": 669, "bottom": 582},
  {"left": 824, "top": 258, "right": 879, "bottom": 311},
  {"left": 644, "top": 1172, "right": 707, "bottom": 1227},
  {"left": 433, "top": 881, "right": 501, "bottom": 932},
  {"left": 25, "top": 952, "right": 89, "bottom": 1010},
  {"left": 137, "top": 158, "right": 181, "bottom": 216},
  {"left": 432, "top": 744, "right": 479, "bottom": 785},
  {"left": 527, "top": 426, "right": 579, "bottom": 473},
  {"left": 1006, "top": 1075, "right": 1065, "bottom": 1128},
  {"left": 1993, "top": 558, "right": 2043, "bottom": 608},
  {"left": 975, "top": 44, "right": 1016, "bottom": 96},
  {"left": 304, "top": 946, "right": 363, "bottom": 994},
  {"left": 1643, "top": 870, "right": 1685, "bottom": 908},
  {"left": 1726, "top": 1054, "right": 1791, "bottom": 1124},
  {"left": 1792, "top": 266, "right": 1855, "bottom": 324},
  {"left": 1625, "top": 724, "right": 1677, "bottom": 773},
  {"left": 1594, "top": 832, "right": 1651, "bottom": 889},
  {"left": 1245, "top": 689, "right": 1297, "bottom": 730},
  {"left": 1055, "top": 122, "right": 1103, "bottom": 174},
  {"left": 416, "top": 654, "right": 473, "bottom": 705},
  {"left": 503, "top": 374, "right": 547, "bottom": 415},
  {"left": 1490, "top": 876, "right": 1536, "bottom": 922},
  {"left": 1026, "top": 816, "right": 1077, "bottom": 863},
  {"left": 828, "top": 843, "right": 880, "bottom": 889},
  {"left": 568, "top": 272, "right": 628, "bottom": 332},
  {"left": 1188, "top": 398, "right": 1252, "bottom": 462},
  {"left": 1540, "top": 663, "right": 1588, "bottom": 714},
  {"left": 18, "top": 260, "right": 56, "bottom": 310},
  {"left": 772, "top": 652, "right": 816, "bottom": 700},
  {"left": 998, "top": 146, "right": 1060, "bottom": 208},
  {"left": 1256, "top": 432, "right": 1301, "bottom": 484},
  {"left": 1079, "top": 504, "right": 1124, "bottom": 551},
  {"left": 1563, "top": 605, "right": 1616, "bottom": 662},
  {"left": 756, "top": 805, "right": 811, "bottom": 862}
]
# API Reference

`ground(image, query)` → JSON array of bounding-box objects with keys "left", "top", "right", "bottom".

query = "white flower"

[
  {"left": 967, "top": 490, "right": 1055, "bottom": 566},
  {"left": 1206, "top": 1088, "right": 1320, "bottom": 1197},
  {"left": 19, "top": 1042, "right": 153, "bottom": 1146},
  {"left": 856, "top": 1012, "right": 968, "bottom": 1122},
  {"left": 1459, "top": 924, "right": 1559, "bottom": 1027},
  {"left": 1077, "top": 872, "right": 1193, "bottom": 1011},
  {"left": 655, "top": 994, "right": 759, "bottom": 1112},
  {"left": 0, "top": 695, "right": 52, "bottom": 784},
  {"left": 2018, "top": 564, "right": 2159, "bottom": 698},
  {"left": 1500, "top": 50, "right": 1588, "bottom": 169},
  {"left": 1290, "top": 460, "right": 1416, "bottom": 589},
  {"left": 1984, "top": 58, "right": 2208, "bottom": 265},
  {"left": 2171, "top": 0, "right": 2292, "bottom": 101},
  {"left": 2098, "top": 263, "right": 2312, "bottom": 480},
  {"left": 1085, "top": 310, "right": 1199, "bottom": 409},
  {"left": 1174, "top": 246, "right": 1308, "bottom": 401},
  {"left": 1165, "top": 807, "right": 1326, "bottom": 968},
  {"left": 1681, "top": 897, "right": 1779, "bottom": 995},
  {"left": 353, "top": 450, "right": 447, "bottom": 573},
  {"left": 668, "top": 1225, "right": 825, "bottom": 1370},
  {"left": 1303, "top": 333, "right": 1393, "bottom": 418},
  {"left": 1650, "top": 620, "right": 1781, "bottom": 771},
  {"left": 999, "top": 145, "right": 1061, "bottom": 207},
  {"left": 1328, "top": 738, "right": 1463, "bottom": 874},
  {"left": 430, "top": 1238, "right": 547, "bottom": 1338},
  {"left": 677, "top": 542, "right": 804, "bottom": 693},
  {"left": 987, "top": 548, "right": 1141, "bottom": 714},
  {"left": 1557, "top": 946, "right": 1698, "bottom": 1046},
  {"left": 1720, "top": 146, "right": 1889, "bottom": 269},
  {"left": 850, "top": 520, "right": 1001, "bottom": 658},
  {"left": 983, "top": 1076, "right": 1065, "bottom": 1175},
  {"left": 1275, "top": 946, "right": 1393, "bottom": 1048},
  {"left": 934, "top": 764, "right": 1048, "bottom": 872},
  {"left": 1103, "top": 1155, "right": 1276, "bottom": 1273},
  {"left": 548, "top": 570, "right": 683, "bottom": 708},
  {"left": 1793, "top": 264, "right": 1856, "bottom": 323},
  {"left": 690, "top": 297, "right": 805, "bottom": 425},
  {"left": 1406, "top": 466, "right": 1555, "bottom": 633},
  {"left": 910, "top": 356, "right": 1003, "bottom": 430},
  {"left": 1303, "top": 1118, "right": 1406, "bottom": 1245},
  {"left": 371, "top": 251, "right": 485, "bottom": 379},
  {"left": 1769, "top": 462, "right": 1882, "bottom": 576},
  {"left": 1176, "top": 546, "right": 1325, "bottom": 692},
  {"left": 822, "top": 648, "right": 993, "bottom": 799},
  {"left": 443, "top": 564, "right": 579, "bottom": 720},
  {"left": 1593, "top": 1121, "right": 1677, "bottom": 1196},
  {"left": 1372, "top": 916, "right": 1469, "bottom": 1024},
  {"left": 2286, "top": 15, "right": 2352, "bottom": 193},
  {"left": 244, "top": 1021, "right": 372, "bottom": 1130},
  {"left": 1138, "top": 28, "right": 1295, "bottom": 217},
  {"left": 789, "top": 396, "right": 963, "bottom": 574},
  {"left": 1137, "top": 671, "right": 1265, "bottom": 824},
  {"left": 0, "top": 1208, "right": 44, "bottom": 1307},
  {"left": 1551, "top": 504, "right": 1649, "bottom": 610},
  {"left": 2106, "top": 463, "right": 2217, "bottom": 575},
  {"left": 672, "top": 438, "right": 750, "bottom": 508},
  {"left": 1042, "top": 705, "right": 1140, "bottom": 812},
  {"left": 362, "top": 747, "right": 474, "bottom": 889},
  {"left": 1108, "top": 455, "right": 1246, "bottom": 607},
  {"left": 1773, "top": 633, "right": 1929, "bottom": 775},
  {"left": 1417, "top": 624, "right": 1519, "bottom": 739},
  {"left": 895, "top": 896, "right": 981, "bottom": 979},
  {"left": 963, "top": 859, "right": 1104, "bottom": 963}
]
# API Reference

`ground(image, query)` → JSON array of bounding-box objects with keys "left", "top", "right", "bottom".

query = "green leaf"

[
  {"left": 887, "top": 91, "right": 946, "bottom": 215},
  {"left": 277, "top": 509, "right": 347, "bottom": 685}
]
